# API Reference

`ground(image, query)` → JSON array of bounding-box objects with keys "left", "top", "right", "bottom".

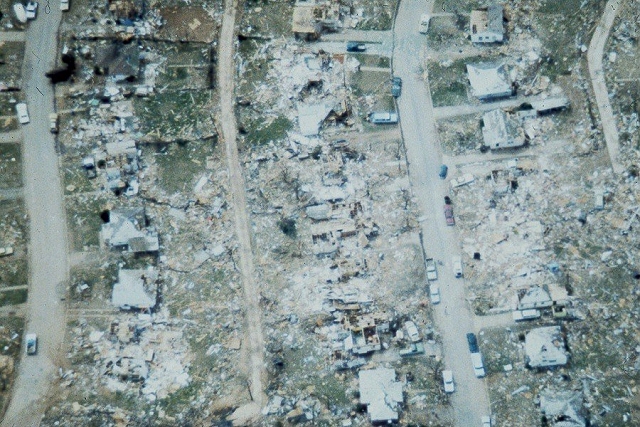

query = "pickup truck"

[
  {"left": 426, "top": 258, "right": 438, "bottom": 280},
  {"left": 444, "top": 204, "right": 455, "bottom": 226}
]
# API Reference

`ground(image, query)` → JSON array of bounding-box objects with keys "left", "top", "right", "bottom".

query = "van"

[
  {"left": 452, "top": 256, "right": 462, "bottom": 278},
  {"left": 419, "top": 14, "right": 430, "bottom": 34},
  {"left": 16, "top": 103, "right": 29, "bottom": 124},
  {"left": 470, "top": 352, "right": 486, "bottom": 377}
]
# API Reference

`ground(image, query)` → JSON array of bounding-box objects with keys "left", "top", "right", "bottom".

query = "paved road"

[
  {"left": 217, "top": 0, "right": 267, "bottom": 424},
  {"left": 393, "top": 0, "right": 491, "bottom": 425},
  {"left": 587, "top": 0, "right": 624, "bottom": 174},
  {"left": 1, "top": 7, "right": 68, "bottom": 427}
]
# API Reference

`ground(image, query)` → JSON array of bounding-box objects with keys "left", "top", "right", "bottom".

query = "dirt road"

[
  {"left": 216, "top": 0, "right": 267, "bottom": 423},
  {"left": 2, "top": 6, "right": 69, "bottom": 427},
  {"left": 393, "top": 0, "right": 491, "bottom": 425},
  {"left": 587, "top": 0, "right": 624, "bottom": 174}
]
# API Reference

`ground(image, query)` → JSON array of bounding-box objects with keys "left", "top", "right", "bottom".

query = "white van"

[
  {"left": 419, "top": 14, "right": 430, "bottom": 34},
  {"left": 452, "top": 256, "right": 463, "bottom": 278},
  {"left": 16, "top": 103, "right": 30, "bottom": 124},
  {"left": 471, "top": 352, "right": 486, "bottom": 378}
]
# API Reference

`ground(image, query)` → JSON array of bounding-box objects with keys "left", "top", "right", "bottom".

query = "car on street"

[
  {"left": 471, "top": 352, "right": 486, "bottom": 377},
  {"left": 482, "top": 416, "right": 492, "bottom": 427},
  {"left": 444, "top": 195, "right": 452, "bottom": 204},
  {"left": 444, "top": 204, "right": 455, "bottom": 226},
  {"left": 16, "top": 103, "right": 30, "bottom": 124},
  {"left": 49, "top": 113, "right": 59, "bottom": 133},
  {"left": 26, "top": 1, "right": 38, "bottom": 19},
  {"left": 419, "top": 14, "right": 430, "bottom": 33},
  {"left": 439, "top": 164, "right": 448, "bottom": 179},
  {"left": 442, "top": 370, "right": 455, "bottom": 393},
  {"left": 429, "top": 284, "right": 441, "bottom": 304},
  {"left": 404, "top": 320, "right": 420, "bottom": 342},
  {"left": 426, "top": 257, "right": 437, "bottom": 280},
  {"left": 467, "top": 332, "right": 479, "bottom": 353},
  {"left": 25, "top": 333, "right": 37, "bottom": 355},
  {"left": 452, "top": 256, "right": 463, "bottom": 278},
  {"left": 60, "top": 0, "right": 69, "bottom": 10},
  {"left": 346, "top": 41, "right": 366, "bottom": 52},
  {"left": 391, "top": 77, "right": 402, "bottom": 97}
]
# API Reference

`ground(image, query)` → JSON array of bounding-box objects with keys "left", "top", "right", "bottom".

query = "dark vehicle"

[
  {"left": 391, "top": 77, "right": 402, "bottom": 97},
  {"left": 346, "top": 41, "right": 366, "bottom": 52},
  {"left": 439, "top": 164, "right": 448, "bottom": 179},
  {"left": 466, "top": 333, "right": 479, "bottom": 353},
  {"left": 444, "top": 195, "right": 452, "bottom": 204},
  {"left": 444, "top": 204, "right": 455, "bottom": 226}
]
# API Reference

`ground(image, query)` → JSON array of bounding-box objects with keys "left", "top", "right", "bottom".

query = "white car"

[
  {"left": 60, "top": 0, "right": 69, "bottom": 11},
  {"left": 25, "top": 333, "right": 37, "bottom": 355},
  {"left": 419, "top": 14, "right": 430, "bottom": 34},
  {"left": 15, "top": 103, "right": 30, "bottom": 124},
  {"left": 429, "top": 284, "right": 441, "bottom": 304},
  {"left": 404, "top": 321, "right": 420, "bottom": 342},
  {"left": 482, "top": 416, "right": 492, "bottom": 427},
  {"left": 452, "top": 256, "right": 463, "bottom": 278},
  {"left": 26, "top": 2, "right": 38, "bottom": 19},
  {"left": 442, "top": 370, "right": 455, "bottom": 393}
]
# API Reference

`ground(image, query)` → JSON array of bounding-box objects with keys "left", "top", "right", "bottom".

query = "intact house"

[
  {"left": 517, "top": 286, "right": 553, "bottom": 310},
  {"left": 111, "top": 267, "right": 159, "bottom": 311},
  {"left": 359, "top": 368, "right": 404, "bottom": 424},
  {"left": 467, "top": 62, "right": 513, "bottom": 101},
  {"left": 525, "top": 326, "right": 569, "bottom": 369},
  {"left": 470, "top": 4, "right": 504, "bottom": 43},
  {"left": 100, "top": 207, "right": 159, "bottom": 253},
  {"left": 482, "top": 109, "right": 525, "bottom": 150}
]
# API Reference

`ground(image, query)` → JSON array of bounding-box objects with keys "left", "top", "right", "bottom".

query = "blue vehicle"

[{"left": 439, "top": 164, "right": 448, "bottom": 179}]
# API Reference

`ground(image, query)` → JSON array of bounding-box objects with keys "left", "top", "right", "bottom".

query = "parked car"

[
  {"left": 391, "top": 77, "right": 402, "bottom": 97},
  {"left": 482, "top": 416, "right": 492, "bottom": 427},
  {"left": 466, "top": 332, "right": 479, "bottom": 353},
  {"left": 60, "top": 0, "right": 69, "bottom": 10},
  {"left": 346, "top": 41, "right": 366, "bottom": 52},
  {"left": 452, "top": 256, "right": 463, "bottom": 278},
  {"left": 15, "top": 103, "right": 30, "bottom": 124},
  {"left": 442, "top": 370, "right": 455, "bottom": 393},
  {"left": 471, "top": 352, "right": 486, "bottom": 377},
  {"left": 419, "top": 14, "right": 430, "bottom": 33},
  {"left": 25, "top": 333, "right": 37, "bottom": 355},
  {"left": 404, "top": 321, "right": 420, "bottom": 342},
  {"left": 49, "top": 113, "right": 59, "bottom": 133},
  {"left": 429, "top": 284, "right": 441, "bottom": 304},
  {"left": 399, "top": 342, "right": 425, "bottom": 357},
  {"left": 439, "top": 164, "right": 448, "bottom": 179},
  {"left": 426, "top": 257, "right": 438, "bottom": 281},
  {"left": 444, "top": 204, "right": 455, "bottom": 226},
  {"left": 26, "top": 2, "right": 38, "bottom": 19},
  {"left": 444, "top": 195, "right": 452, "bottom": 204}
]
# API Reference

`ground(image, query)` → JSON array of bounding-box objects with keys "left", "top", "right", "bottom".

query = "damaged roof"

[
  {"left": 358, "top": 367, "right": 403, "bottom": 423},
  {"left": 111, "top": 267, "right": 159, "bottom": 310},
  {"left": 466, "top": 62, "right": 512, "bottom": 100},
  {"left": 525, "top": 326, "right": 568, "bottom": 368},
  {"left": 482, "top": 109, "right": 525, "bottom": 149}
]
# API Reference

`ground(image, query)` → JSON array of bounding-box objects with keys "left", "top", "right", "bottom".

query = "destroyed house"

[
  {"left": 539, "top": 389, "right": 588, "bottom": 427},
  {"left": 108, "top": 0, "right": 145, "bottom": 21},
  {"left": 291, "top": 0, "right": 341, "bottom": 40},
  {"left": 100, "top": 208, "right": 159, "bottom": 253},
  {"left": 343, "top": 315, "right": 381, "bottom": 355},
  {"left": 470, "top": 4, "right": 504, "bottom": 43},
  {"left": 467, "top": 62, "right": 512, "bottom": 101},
  {"left": 482, "top": 109, "right": 525, "bottom": 150},
  {"left": 525, "top": 326, "right": 568, "bottom": 369},
  {"left": 111, "top": 267, "right": 159, "bottom": 311},
  {"left": 517, "top": 286, "right": 553, "bottom": 310},
  {"left": 95, "top": 42, "right": 140, "bottom": 82},
  {"left": 359, "top": 368, "right": 403, "bottom": 424}
]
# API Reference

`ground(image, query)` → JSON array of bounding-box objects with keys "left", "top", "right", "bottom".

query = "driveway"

[
  {"left": 393, "top": 0, "right": 491, "bottom": 425},
  {"left": 1, "top": 7, "right": 68, "bottom": 427}
]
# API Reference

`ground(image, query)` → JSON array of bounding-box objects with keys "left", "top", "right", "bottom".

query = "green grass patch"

[
  {"left": 63, "top": 166, "right": 95, "bottom": 195},
  {"left": 0, "top": 288, "right": 27, "bottom": 307},
  {"left": 153, "top": 139, "right": 216, "bottom": 194},
  {"left": 65, "top": 193, "right": 111, "bottom": 252},
  {"left": 135, "top": 91, "right": 213, "bottom": 140},
  {"left": 0, "top": 143, "right": 21, "bottom": 189},
  {"left": 0, "top": 41, "right": 25, "bottom": 85},
  {"left": 0, "top": 258, "right": 27, "bottom": 289},
  {"left": 357, "top": 0, "right": 398, "bottom": 31},
  {"left": 427, "top": 59, "right": 468, "bottom": 107},
  {"left": 243, "top": 115, "right": 292, "bottom": 146},
  {"left": 69, "top": 262, "right": 118, "bottom": 302},
  {"left": 241, "top": 0, "right": 294, "bottom": 38},
  {"left": 350, "top": 54, "right": 391, "bottom": 69}
]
